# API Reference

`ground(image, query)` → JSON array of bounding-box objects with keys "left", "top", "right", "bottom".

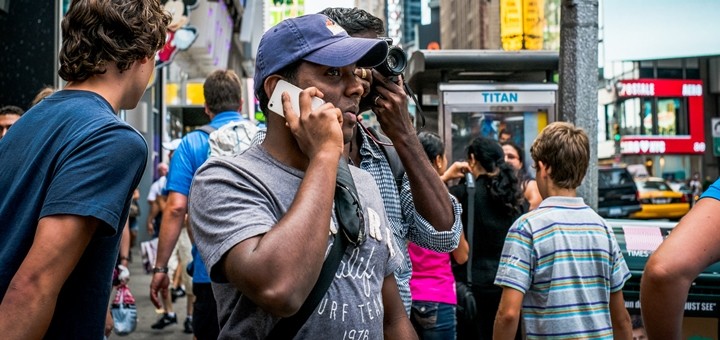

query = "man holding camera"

[
  {"left": 187, "top": 14, "right": 416, "bottom": 339},
  {"left": 320, "top": 7, "right": 463, "bottom": 314}
]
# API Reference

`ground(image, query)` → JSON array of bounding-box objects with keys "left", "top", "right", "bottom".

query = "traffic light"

[{"left": 612, "top": 123, "right": 621, "bottom": 142}]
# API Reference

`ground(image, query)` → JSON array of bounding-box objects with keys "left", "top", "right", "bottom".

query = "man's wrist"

[{"left": 152, "top": 266, "right": 169, "bottom": 274}]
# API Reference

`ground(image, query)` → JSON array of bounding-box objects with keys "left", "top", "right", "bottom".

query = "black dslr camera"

[{"left": 375, "top": 37, "right": 407, "bottom": 78}]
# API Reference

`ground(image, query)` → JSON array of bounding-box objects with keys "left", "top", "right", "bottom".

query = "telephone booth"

[{"left": 406, "top": 50, "right": 559, "bottom": 165}]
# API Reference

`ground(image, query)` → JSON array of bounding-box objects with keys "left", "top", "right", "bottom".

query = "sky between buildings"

[{"left": 602, "top": 0, "right": 720, "bottom": 62}]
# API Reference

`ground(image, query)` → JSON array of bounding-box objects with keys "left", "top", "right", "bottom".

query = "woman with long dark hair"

[
  {"left": 450, "top": 137, "right": 524, "bottom": 340},
  {"left": 501, "top": 141, "right": 542, "bottom": 210}
]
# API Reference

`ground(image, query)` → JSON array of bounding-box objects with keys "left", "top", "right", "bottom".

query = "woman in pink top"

[{"left": 409, "top": 132, "right": 469, "bottom": 339}]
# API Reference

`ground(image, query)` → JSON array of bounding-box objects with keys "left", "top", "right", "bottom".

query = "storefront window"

[
  {"left": 619, "top": 98, "right": 642, "bottom": 135},
  {"left": 657, "top": 98, "right": 688, "bottom": 136},
  {"left": 619, "top": 97, "right": 689, "bottom": 137},
  {"left": 642, "top": 100, "right": 653, "bottom": 135}
]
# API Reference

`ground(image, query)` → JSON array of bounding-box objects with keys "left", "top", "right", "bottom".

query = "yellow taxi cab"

[{"left": 630, "top": 177, "right": 690, "bottom": 220}]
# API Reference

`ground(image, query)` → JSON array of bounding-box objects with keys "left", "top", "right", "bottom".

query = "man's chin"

[{"left": 342, "top": 125, "right": 356, "bottom": 145}]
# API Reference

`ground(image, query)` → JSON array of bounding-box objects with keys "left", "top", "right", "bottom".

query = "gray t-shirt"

[{"left": 189, "top": 145, "right": 403, "bottom": 339}]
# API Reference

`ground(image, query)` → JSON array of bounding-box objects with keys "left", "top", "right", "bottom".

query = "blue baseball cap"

[{"left": 254, "top": 14, "right": 389, "bottom": 95}]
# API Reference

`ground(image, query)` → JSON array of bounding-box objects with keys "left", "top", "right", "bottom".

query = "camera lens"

[
  {"left": 378, "top": 46, "right": 407, "bottom": 76},
  {"left": 387, "top": 54, "right": 398, "bottom": 70}
]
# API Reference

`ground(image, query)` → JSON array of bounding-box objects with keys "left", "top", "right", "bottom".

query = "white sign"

[
  {"left": 444, "top": 91, "right": 556, "bottom": 105},
  {"left": 619, "top": 82, "right": 655, "bottom": 97},
  {"left": 621, "top": 140, "right": 666, "bottom": 154}
]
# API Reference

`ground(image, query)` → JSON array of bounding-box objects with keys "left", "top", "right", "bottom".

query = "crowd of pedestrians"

[{"left": 4, "top": 1, "right": 720, "bottom": 340}]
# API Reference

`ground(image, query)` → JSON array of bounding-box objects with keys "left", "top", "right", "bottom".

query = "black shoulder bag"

[
  {"left": 267, "top": 158, "right": 365, "bottom": 339},
  {"left": 456, "top": 173, "right": 478, "bottom": 322}
]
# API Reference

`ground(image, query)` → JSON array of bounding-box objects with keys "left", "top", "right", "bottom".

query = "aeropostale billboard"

[{"left": 617, "top": 79, "right": 705, "bottom": 155}]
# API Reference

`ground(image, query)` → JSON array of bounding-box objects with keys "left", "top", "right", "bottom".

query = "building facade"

[{"left": 598, "top": 57, "right": 720, "bottom": 182}]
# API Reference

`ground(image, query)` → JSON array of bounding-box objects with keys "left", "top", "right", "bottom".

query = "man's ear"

[
  {"left": 263, "top": 75, "right": 283, "bottom": 102},
  {"left": 537, "top": 161, "right": 550, "bottom": 177},
  {"left": 434, "top": 155, "right": 443, "bottom": 170}
]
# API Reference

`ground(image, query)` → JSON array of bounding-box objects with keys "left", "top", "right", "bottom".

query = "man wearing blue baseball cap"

[{"left": 188, "top": 14, "right": 417, "bottom": 339}]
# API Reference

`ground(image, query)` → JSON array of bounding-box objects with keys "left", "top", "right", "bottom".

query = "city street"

[{"left": 114, "top": 246, "right": 193, "bottom": 340}]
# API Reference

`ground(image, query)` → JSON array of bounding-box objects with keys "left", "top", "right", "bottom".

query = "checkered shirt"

[{"left": 356, "top": 128, "right": 462, "bottom": 314}]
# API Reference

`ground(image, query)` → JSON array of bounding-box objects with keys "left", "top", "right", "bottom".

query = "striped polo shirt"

[{"left": 495, "top": 196, "right": 631, "bottom": 339}]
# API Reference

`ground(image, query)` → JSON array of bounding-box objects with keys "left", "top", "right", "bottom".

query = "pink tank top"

[{"left": 408, "top": 242, "right": 457, "bottom": 305}]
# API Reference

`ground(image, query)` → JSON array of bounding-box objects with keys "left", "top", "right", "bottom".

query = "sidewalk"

[{"left": 114, "top": 246, "right": 193, "bottom": 340}]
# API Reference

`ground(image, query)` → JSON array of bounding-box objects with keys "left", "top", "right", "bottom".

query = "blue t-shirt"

[
  {"left": 701, "top": 178, "right": 720, "bottom": 200},
  {"left": 0, "top": 90, "right": 147, "bottom": 338},
  {"left": 166, "top": 111, "right": 242, "bottom": 283}
]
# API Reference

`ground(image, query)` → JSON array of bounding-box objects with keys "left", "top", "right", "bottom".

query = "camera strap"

[{"left": 465, "top": 173, "right": 476, "bottom": 285}]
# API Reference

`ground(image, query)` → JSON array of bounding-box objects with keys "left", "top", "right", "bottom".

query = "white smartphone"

[{"left": 268, "top": 79, "right": 325, "bottom": 117}]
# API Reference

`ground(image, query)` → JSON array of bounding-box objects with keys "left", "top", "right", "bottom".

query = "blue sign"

[{"left": 481, "top": 92, "right": 519, "bottom": 103}]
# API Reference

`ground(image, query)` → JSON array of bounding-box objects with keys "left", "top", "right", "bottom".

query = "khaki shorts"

[{"left": 167, "top": 227, "right": 193, "bottom": 295}]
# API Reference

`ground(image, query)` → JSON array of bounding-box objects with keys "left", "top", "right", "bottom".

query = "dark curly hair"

[
  {"left": 58, "top": 0, "right": 170, "bottom": 82},
  {"left": 319, "top": 7, "right": 385, "bottom": 36},
  {"left": 467, "top": 137, "right": 523, "bottom": 216}
]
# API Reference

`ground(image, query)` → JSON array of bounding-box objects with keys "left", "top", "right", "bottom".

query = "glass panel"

[
  {"left": 620, "top": 98, "right": 641, "bottom": 135},
  {"left": 450, "top": 111, "right": 525, "bottom": 162},
  {"left": 641, "top": 100, "right": 653, "bottom": 135},
  {"left": 599, "top": 168, "right": 633, "bottom": 187},
  {"left": 657, "top": 98, "right": 683, "bottom": 135}
]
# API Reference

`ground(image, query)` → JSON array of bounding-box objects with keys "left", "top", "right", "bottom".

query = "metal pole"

[{"left": 558, "top": 0, "right": 599, "bottom": 210}]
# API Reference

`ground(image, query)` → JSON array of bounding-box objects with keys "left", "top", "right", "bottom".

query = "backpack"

[{"left": 197, "top": 120, "right": 259, "bottom": 157}]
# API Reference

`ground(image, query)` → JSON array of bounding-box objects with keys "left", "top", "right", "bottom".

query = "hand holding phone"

[{"left": 268, "top": 79, "right": 325, "bottom": 117}]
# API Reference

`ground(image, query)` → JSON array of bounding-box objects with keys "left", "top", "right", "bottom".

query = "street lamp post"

[{"left": 558, "top": 0, "right": 600, "bottom": 210}]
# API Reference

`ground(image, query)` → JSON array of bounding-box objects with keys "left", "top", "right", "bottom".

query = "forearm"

[
  {"left": 382, "top": 275, "right": 418, "bottom": 340},
  {"left": 640, "top": 264, "right": 691, "bottom": 339},
  {"left": 120, "top": 219, "right": 130, "bottom": 262},
  {"left": 156, "top": 204, "right": 186, "bottom": 267},
  {"left": 225, "top": 152, "right": 340, "bottom": 315},
  {"left": 383, "top": 315, "right": 417, "bottom": 339},
  {"left": 493, "top": 312, "right": 520, "bottom": 340},
  {"left": 146, "top": 200, "right": 159, "bottom": 229},
  {"left": 0, "top": 215, "right": 97, "bottom": 337},
  {"left": 0, "top": 282, "right": 56, "bottom": 338},
  {"left": 393, "top": 134, "right": 454, "bottom": 230},
  {"left": 451, "top": 230, "right": 469, "bottom": 264},
  {"left": 610, "top": 292, "right": 632, "bottom": 340}
]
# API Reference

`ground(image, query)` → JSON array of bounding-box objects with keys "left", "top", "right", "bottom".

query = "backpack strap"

[
  {"left": 196, "top": 124, "right": 216, "bottom": 135},
  {"left": 266, "top": 232, "right": 348, "bottom": 340},
  {"left": 465, "top": 173, "right": 476, "bottom": 285},
  {"left": 366, "top": 126, "right": 405, "bottom": 192}
]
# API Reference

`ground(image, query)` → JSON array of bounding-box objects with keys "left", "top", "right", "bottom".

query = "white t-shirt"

[{"left": 147, "top": 176, "right": 167, "bottom": 202}]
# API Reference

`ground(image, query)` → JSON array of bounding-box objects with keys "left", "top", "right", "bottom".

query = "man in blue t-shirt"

[
  {"left": 150, "top": 69, "right": 244, "bottom": 340},
  {"left": 0, "top": 1, "right": 169, "bottom": 338}
]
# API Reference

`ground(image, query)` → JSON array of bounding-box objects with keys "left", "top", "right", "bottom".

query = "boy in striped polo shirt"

[{"left": 493, "top": 122, "right": 633, "bottom": 339}]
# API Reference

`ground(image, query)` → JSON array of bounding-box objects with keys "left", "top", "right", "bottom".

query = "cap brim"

[{"left": 303, "top": 37, "right": 388, "bottom": 69}]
